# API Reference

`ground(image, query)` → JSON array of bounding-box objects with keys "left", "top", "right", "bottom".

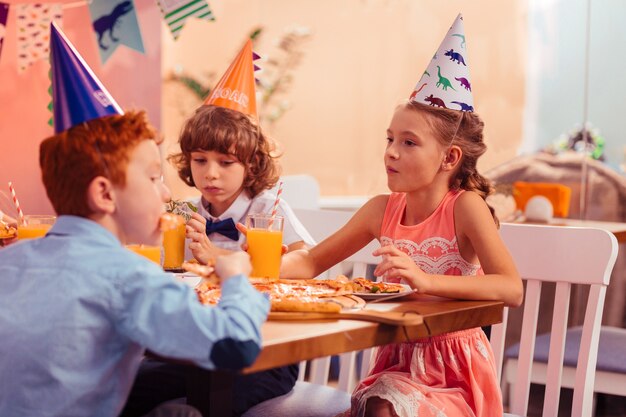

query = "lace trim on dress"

[
  {"left": 359, "top": 376, "right": 428, "bottom": 417},
  {"left": 380, "top": 236, "right": 480, "bottom": 276}
]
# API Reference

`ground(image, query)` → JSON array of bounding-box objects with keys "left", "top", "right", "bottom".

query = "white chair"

[
  {"left": 490, "top": 223, "right": 618, "bottom": 417},
  {"left": 292, "top": 208, "right": 380, "bottom": 391},
  {"left": 271, "top": 174, "right": 321, "bottom": 209},
  {"left": 243, "top": 208, "right": 380, "bottom": 417}
]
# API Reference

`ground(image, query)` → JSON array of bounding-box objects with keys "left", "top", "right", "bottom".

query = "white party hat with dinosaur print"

[{"left": 409, "top": 13, "right": 474, "bottom": 112}]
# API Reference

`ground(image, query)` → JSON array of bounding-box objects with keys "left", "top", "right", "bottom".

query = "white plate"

[
  {"left": 173, "top": 272, "right": 202, "bottom": 288},
  {"left": 354, "top": 284, "right": 414, "bottom": 301}
]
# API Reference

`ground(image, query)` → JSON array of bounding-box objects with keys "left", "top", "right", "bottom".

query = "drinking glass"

[
  {"left": 245, "top": 214, "right": 284, "bottom": 280},
  {"left": 162, "top": 214, "right": 186, "bottom": 270},
  {"left": 17, "top": 215, "right": 56, "bottom": 240},
  {"left": 126, "top": 244, "right": 162, "bottom": 265}
]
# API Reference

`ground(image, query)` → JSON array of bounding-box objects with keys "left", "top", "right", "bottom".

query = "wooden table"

[{"left": 186, "top": 294, "right": 503, "bottom": 416}]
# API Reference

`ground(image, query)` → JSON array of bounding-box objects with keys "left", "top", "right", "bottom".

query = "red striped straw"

[
  {"left": 8, "top": 182, "right": 26, "bottom": 226},
  {"left": 268, "top": 181, "right": 283, "bottom": 229}
]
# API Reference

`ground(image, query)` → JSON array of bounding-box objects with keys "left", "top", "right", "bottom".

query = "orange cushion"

[{"left": 513, "top": 182, "right": 572, "bottom": 218}]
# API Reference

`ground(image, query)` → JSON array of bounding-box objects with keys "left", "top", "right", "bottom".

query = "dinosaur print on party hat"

[
  {"left": 409, "top": 14, "right": 474, "bottom": 112},
  {"left": 203, "top": 39, "right": 258, "bottom": 118}
]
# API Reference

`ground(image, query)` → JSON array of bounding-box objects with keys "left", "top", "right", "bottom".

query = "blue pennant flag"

[{"left": 89, "top": 0, "right": 145, "bottom": 64}]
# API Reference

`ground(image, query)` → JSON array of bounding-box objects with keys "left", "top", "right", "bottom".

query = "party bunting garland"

[
  {"left": 1, "top": 0, "right": 216, "bottom": 70},
  {"left": 47, "top": 68, "right": 53, "bottom": 127},
  {"left": 16, "top": 3, "right": 62, "bottom": 73},
  {"left": 157, "top": 0, "right": 214, "bottom": 40},
  {"left": 1, "top": 0, "right": 217, "bottom": 129},
  {"left": 0, "top": 2, "right": 8, "bottom": 63}
]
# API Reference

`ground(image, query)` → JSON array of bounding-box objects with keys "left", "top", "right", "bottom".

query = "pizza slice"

[
  {"left": 270, "top": 297, "right": 342, "bottom": 313},
  {"left": 193, "top": 277, "right": 353, "bottom": 313},
  {"left": 182, "top": 260, "right": 218, "bottom": 286},
  {"left": 252, "top": 278, "right": 355, "bottom": 299},
  {"left": 351, "top": 277, "right": 406, "bottom": 294},
  {"left": 0, "top": 226, "right": 17, "bottom": 240}
]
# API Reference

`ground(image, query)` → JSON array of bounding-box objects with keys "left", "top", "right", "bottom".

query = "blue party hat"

[{"left": 50, "top": 22, "right": 122, "bottom": 134}]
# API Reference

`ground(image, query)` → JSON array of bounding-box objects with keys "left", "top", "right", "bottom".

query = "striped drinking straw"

[
  {"left": 268, "top": 181, "right": 283, "bottom": 229},
  {"left": 8, "top": 182, "right": 26, "bottom": 226}
]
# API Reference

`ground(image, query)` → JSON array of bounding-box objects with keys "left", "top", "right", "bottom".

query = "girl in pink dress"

[{"left": 281, "top": 14, "right": 523, "bottom": 417}]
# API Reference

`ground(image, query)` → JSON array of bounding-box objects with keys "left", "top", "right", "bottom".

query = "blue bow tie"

[{"left": 205, "top": 218, "right": 240, "bottom": 241}]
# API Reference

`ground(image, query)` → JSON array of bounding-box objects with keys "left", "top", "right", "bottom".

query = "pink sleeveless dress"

[{"left": 341, "top": 190, "right": 503, "bottom": 417}]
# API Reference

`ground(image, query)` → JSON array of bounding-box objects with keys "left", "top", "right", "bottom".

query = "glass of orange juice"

[
  {"left": 17, "top": 215, "right": 56, "bottom": 240},
  {"left": 126, "top": 244, "right": 162, "bottom": 265},
  {"left": 246, "top": 214, "right": 284, "bottom": 280},
  {"left": 162, "top": 215, "right": 186, "bottom": 270}
]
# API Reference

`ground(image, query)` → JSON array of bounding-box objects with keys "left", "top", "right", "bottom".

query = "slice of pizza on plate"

[{"left": 350, "top": 277, "right": 406, "bottom": 294}]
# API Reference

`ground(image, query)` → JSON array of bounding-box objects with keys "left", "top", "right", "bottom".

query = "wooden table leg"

[{"left": 186, "top": 366, "right": 234, "bottom": 417}]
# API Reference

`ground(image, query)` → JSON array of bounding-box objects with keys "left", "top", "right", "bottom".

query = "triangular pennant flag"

[
  {"left": 409, "top": 14, "right": 474, "bottom": 112},
  {"left": 50, "top": 22, "right": 123, "bottom": 133},
  {"left": 253, "top": 51, "right": 261, "bottom": 83},
  {"left": 16, "top": 4, "right": 62, "bottom": 73},
  {"left": 47, "top": 69, "right": 53, "bottom": 127},
  {"left": 0, "top": 2, "right": 8, "bottom": 64},
  {"left": 203, "top": 40, "right": 257, "bottom": 118},
  {"left": 88, "top": 0, "right": 145, "bottom": 64},
  {"left": 157, "top": 0, "right": 215, "bottom": 40}
]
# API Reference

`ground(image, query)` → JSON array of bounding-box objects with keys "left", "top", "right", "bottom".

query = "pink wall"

[{"left": 0, "top": 0, "right": 161, "bottom": 216}]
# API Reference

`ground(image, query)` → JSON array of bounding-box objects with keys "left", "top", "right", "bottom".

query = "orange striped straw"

[
  {"left": 8, "top": 182, "right": 26, "bottom": 226},
  {"left": 268, "top": 181, "right": 283, "bottom": 229}
]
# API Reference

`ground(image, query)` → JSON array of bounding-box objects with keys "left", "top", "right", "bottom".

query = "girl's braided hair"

[{"left": 403, "top": 101, "right": 499, "bottom": 226}]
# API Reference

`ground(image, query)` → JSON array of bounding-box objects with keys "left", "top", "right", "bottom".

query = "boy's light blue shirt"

[{"left": 0, "top": 215, "right": 269, "bottom": 417}]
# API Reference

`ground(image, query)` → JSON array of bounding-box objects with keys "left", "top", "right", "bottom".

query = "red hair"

[{"left": 39, "top": 111, "right": 158, "bottom": 216}]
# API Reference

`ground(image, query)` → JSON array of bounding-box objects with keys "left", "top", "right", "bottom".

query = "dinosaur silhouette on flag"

[{"left": 93, "top": 1, "right": 133, "bottom": 50}]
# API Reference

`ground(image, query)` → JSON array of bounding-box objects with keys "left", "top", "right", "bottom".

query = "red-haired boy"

[{"left": 0, "top": 24, "right": 269, "bottom": 416}]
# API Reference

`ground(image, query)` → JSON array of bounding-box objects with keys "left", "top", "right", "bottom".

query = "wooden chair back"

[{"left": 490, "top": 223, "right": 618, "bottom": 417}]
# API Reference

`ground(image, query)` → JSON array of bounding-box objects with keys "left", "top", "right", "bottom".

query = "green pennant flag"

[{"left": 157, "top": 0, "right": 215, "bottom": 40}]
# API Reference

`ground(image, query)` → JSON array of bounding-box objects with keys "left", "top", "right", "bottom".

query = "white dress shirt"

[{"left": 186, "top": 190, "right": 315, "bottom": 256}]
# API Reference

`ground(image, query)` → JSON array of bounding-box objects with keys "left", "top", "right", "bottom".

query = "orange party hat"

[{"left": 203, "top": 39, "right": 257, "bottom": 118}]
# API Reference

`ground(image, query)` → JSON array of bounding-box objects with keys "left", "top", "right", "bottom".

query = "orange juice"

[
  {"left": 163, "top": 221, "right": 186, "bottom": 269},
  {"left": 17, "top": 215, "right": 56, "bottom": 240},
  {"left": 17, "top": 224, "right": 52, "bottom": 239},
  {"left": 126, "top": 244, "right": 162, "bottom": 265},
  {"left": 247, "top": 229, "right": 283, "bottom": 279}
]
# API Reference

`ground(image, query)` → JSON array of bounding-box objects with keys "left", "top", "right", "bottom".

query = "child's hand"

[
  {"left": 372, "top": 245, "right": 431, "bottom": 293},
  {"left": 214, "top": 251, "right": 252, "bottom": 283},
  {"left": 186, "top": 212, "right": 217, "bottom": 265},
  {"left": 235, "top": 222, "right": 288, "bottom": 254}
]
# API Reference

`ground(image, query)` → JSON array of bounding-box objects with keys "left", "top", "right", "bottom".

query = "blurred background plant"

[
  {"left": 544, "top": 123, "right": 606, "bottom": 161},
  {"left": 164, "top": 25, "right": 311, "bottom": 130}
]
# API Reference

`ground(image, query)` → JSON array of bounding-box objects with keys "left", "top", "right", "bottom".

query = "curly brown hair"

[
  {"left": 169, "top": 105, "right": 280, "bottom": 198},
  {"left": 402, "top": 101, "right": 499, "bottom": 226},
  {"left": 39, "top": 111, "right": 158, "bottom": 217}
]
